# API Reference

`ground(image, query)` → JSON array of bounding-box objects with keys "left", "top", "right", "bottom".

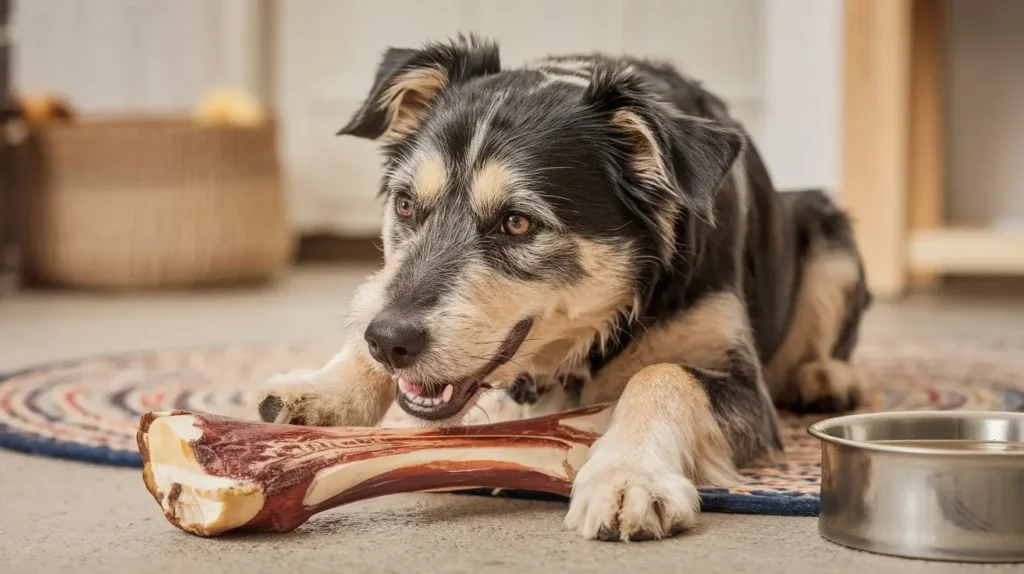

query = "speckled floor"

[{"left": 1, "top": 265, "right": 1022, "bottom": 574}]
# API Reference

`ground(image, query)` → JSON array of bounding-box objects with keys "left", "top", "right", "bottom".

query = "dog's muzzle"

[{"left": 394, "top": 319, "right": 534, "bottom": 420}]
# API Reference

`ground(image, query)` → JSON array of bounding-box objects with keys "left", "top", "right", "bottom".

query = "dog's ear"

[
  {"left": 584, "top": 65, "right": 745, "bottom": 224},
  {"left": 338, "top": 35, "right": 500, "bottom": 142}
]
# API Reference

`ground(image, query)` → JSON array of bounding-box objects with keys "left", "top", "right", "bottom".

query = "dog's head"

[{"left": 340, "top": 36, "right": 743, "bottom": 421}]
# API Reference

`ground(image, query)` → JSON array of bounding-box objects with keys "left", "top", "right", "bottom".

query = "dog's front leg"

[
  {"left": 564, "top": 364, "right": 744, "bottom": 541},
  {"left": 257, "top": 337, "right": 394, "bottom": 427}
]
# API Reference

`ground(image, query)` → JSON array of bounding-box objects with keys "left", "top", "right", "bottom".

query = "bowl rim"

[{"left": 808, "top": 410, "right": 1024, "bottom": 457}]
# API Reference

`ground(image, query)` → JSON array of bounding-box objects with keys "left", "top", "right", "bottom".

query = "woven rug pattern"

[{"left": 2, "top": 336, "right": 1022, "bottom": 516}]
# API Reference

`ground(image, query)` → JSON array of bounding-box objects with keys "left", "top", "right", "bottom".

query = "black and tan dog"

[{"left": 259, "top": 35, "right": 871, "bottom": 542}]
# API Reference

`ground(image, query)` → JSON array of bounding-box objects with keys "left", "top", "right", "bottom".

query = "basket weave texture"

[{"left": 12, "top": 119, "right": 293, "bottom": 289}]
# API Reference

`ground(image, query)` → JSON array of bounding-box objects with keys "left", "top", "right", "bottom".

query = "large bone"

[{"left": 137, "top": 404, "right": 613, "bottom": 536}]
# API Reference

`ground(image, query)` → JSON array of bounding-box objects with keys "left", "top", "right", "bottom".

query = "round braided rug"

[{"left": 2, "top": 336, "right": 1022, "bottom": 517}]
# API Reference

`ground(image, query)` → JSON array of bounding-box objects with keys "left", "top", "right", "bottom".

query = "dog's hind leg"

[{"left": 766, "top": 190, "right": 873, "bottom": 413}]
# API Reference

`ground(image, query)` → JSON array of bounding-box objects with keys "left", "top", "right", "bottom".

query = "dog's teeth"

[
  {"left": 400, "top": 385, "right": 451, "bottom": 409},
  {"left": 398, "top": 378, "right": 423, "bottom": 397}
]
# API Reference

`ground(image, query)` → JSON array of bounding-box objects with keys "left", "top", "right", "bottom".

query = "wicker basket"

[{"left": 11, "top": 118, "right": 293, "bottom": 289}]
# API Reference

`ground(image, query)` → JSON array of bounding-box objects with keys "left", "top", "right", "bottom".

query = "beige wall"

[
  {"left": 12, "top": 0, "right": 268, "bottom": 114},
  {"left": 947, "top": 0, "right": 1024, "bottom": 228},
  {"left": 15, "top": 0, "right": 770, "bottom": 235},
  {"left": 276, "top": 0, "right": 768, "bottom": 235},
  {"left": 761, "top": 0, "right": 842, "bottom": 194},
  {"left": 13, "top": 0, "right": 856, "bottom": 235}
]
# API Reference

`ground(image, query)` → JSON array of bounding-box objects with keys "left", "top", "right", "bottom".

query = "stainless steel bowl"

[{"left": 809, "top": 411, "right": 1024, "bottom": 563}]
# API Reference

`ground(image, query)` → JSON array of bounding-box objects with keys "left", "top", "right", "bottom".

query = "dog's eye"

[
  {"left": 395, "top": 196, "right": 415, "bottom": 219},
  {"left": 501, "top": 214, "right": 531, "bottom": 236}
]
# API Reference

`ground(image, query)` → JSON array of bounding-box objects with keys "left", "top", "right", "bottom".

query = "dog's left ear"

[
  {"left": 338, "top": 35, "right": 500, "bottom": 143},
  {"left": 585, "top": 66, "right": 745, "bottom": 224}
]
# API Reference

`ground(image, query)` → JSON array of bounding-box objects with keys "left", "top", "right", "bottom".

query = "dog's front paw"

[
  {"left": 258, "top": 369, "right": 318, "bottom": 424},
  {"left": 565, "top": 454, "right": 700, "bottom": 542},
  {"left": 507, "top": 374, "right": 540, "bottom": 405}
]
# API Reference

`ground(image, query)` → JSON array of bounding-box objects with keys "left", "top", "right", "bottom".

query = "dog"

[{"left": 258, "top": 35, "right": 872, "bottom": 542}]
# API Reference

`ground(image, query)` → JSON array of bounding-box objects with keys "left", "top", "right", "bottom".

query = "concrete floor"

[{"left": 1, "top": 265, "right": 1023, "bottom": 574}]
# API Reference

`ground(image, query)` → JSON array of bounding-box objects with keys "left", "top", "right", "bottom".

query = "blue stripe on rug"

[{"left": 0, "top": 358, "right": 821, "bottom": 518}]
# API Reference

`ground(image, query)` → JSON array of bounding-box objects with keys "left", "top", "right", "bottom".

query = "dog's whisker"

[
  {"left": 464, "top": 354, "right": 533, "bottom": 373},
  {"left": 470, "top": 402, "right": 492, "bottom": 425},
  {"left": 463, "top": 337, "right": 540, "bottom": 348}
]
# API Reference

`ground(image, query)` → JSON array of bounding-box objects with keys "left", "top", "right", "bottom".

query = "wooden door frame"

[{"left": 840, "top": 0, "right": 946, "bottom": 298}]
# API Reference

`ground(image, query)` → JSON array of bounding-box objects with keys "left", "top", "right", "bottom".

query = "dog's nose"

[{"left": 364, "top": 316, "right": 428, "bottom": 369}]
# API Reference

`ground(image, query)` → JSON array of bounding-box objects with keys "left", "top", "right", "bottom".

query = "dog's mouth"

[{"left": 395, "top": 319, "right": 534, "bottom": 421}]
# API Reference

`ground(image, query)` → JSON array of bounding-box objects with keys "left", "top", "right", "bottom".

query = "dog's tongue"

[
  {"left": 398, "top": 377, "right": 424, "bottom": 397},
  {"left": 398, "top": 378, "right": 458, "bottom": 403}
]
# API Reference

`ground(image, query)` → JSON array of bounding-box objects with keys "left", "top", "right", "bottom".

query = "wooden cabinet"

[
  {"left": 1, "top": 0, "right": 15, "bottom": 293},
  {"left": 842, "top": 0, "right": 1024, "bottom": 297}
]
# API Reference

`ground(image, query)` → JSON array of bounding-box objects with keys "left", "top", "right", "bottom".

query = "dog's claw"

[
  {"left": 595, "top": 525, "right": 620, "bottom": 542},
  {"left": 258, "top": 395, "right": 285, "bottom": 422},
  {"left": 508, "top": 374, "right": 540, "bottom": 405}
]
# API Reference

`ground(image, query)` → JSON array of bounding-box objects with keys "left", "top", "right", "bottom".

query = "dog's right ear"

[
  {"left": 338, "top": 35, "right": 500, "bottom": 143},
  {"left": 584, "top": 65, "right": 744, "bottom": 227}
]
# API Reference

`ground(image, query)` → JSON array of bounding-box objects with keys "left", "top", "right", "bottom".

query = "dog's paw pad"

[
  {"left": 258, "top": 369, "right": 319, "bottom": 424},
  {"left": 258, "top": 394, "right": 285, "bottom": 422},
  {"left": 792, "top": 359, "right": 863, "bottom": 414},
  {"left": 508, "top": 374, "right": 540, "bottom": 405},
  {"left": 565, "top": 460, "right": 699, "bottom": 542},
  {"left": 256, "top": 392, "right": 312, "bottom": 425}
]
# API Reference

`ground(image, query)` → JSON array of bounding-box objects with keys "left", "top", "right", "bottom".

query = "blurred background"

[
  {"left": 1, "top": 0, "right": 1023, "bottom": 366},
  {"left": 4, "top": 4, "right": 1024, "bottom": 572}
]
